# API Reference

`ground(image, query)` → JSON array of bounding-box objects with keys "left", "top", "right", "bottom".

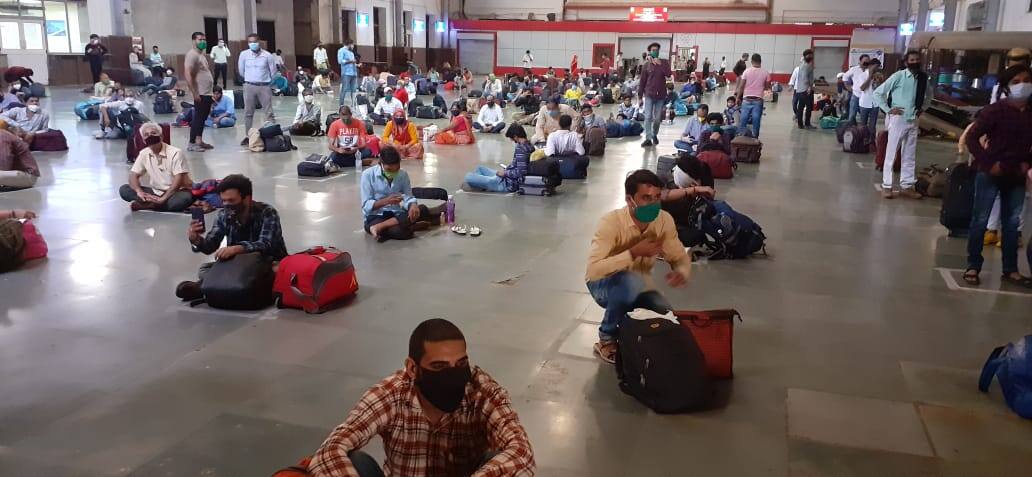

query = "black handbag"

[{"left": 193, "top": 252, "right": 275, "bottom": 310}]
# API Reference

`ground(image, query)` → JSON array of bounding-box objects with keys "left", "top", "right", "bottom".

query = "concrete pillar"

[
  {"left": 87, "top": 0, "right": 128, "bottom": 36},
  {"left": 916, "top": 0, "right": 930, "bottom": 33},
  {"left": 316, "top": 0, "right": 338, "bottom": 45},
  {"left": 227, "top": 0, "right": 257, "bottom": 42},
  {"left": 894, "top": 0, "right": 911, "bottom": 54},
  {"left": 942, "top": 0, "right": 957, "bottom": 32}
]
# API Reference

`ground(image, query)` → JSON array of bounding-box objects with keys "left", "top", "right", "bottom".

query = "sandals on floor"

[
  {"left": 468, "top": 225, "right": 481, "bottom": 237},
  {"left": 1001, "top": 274, "right": 1032, "bottom": 289},
  {"left": 451, "top": 225, "right": 467, "bottom": 235},
  {"left": 963, "top": 269, "right": 981, "bottom": 286},
  {"left": 593, "top": 341, "right": 617, "bottom": 365}
]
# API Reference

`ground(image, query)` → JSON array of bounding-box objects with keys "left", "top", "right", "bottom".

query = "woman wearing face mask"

[
  {"left": 962, "top": 64, "right": 1032, "bottom": 287},
  {"left": 434, "top": 104, "right": 475, "bottom": 145},
  {"left": 381, "top": 110, "right": 423, "bottom": 160},
  {"left": 290, "top": 92, "right": 323, "bottom": 137}
]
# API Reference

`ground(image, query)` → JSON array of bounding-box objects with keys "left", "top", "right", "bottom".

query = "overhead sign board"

[{"left": 629, "top": 7, "right": 669, "bottom": 22}]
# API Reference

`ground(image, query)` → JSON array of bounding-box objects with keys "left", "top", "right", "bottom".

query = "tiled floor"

[{"left": 1, "top": 85, "right": 1031, "bottom": 476}]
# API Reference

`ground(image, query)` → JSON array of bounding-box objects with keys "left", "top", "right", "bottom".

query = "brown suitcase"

[
  {"left": 874, "top": 130, "right": 901, "bottom": 172},
  {"left": 730, "top": 135, "right": 761, "bottom": 164}
]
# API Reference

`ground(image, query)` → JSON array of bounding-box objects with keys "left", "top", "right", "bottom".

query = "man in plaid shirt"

[
  {"left": 308, "top": 319, "right": 535, "bottom": 477},
  {"left": 176, "top": 174, "right": 288, "bottom": 301}
]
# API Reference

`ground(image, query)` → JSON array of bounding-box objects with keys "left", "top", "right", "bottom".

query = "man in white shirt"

[
  {"left": 521, "top": 50, "right": 534, "bottom": 71},
  {"left": 1, "top": 95, "right": 49, "bottom": 146},
  {"left": 96, "top": 91, "right": 142, "bottom": 138},
  {"left": 856, "top": 58, "right": 882, "bottom": 131},
  {"left": 371, "top": 88, "right": 404, "bottom": 124},
  {"left": 209, "top": 39, "right": 231, "bottom": 89},
  {"left": 482, "top": 74, "right": 503, "bottom": 98},
  {"left": 841, "top": 54, "right": 870, "bottom": 123},
  {"left": 545, "top": 114, "right": 584, "bottom": 157},
  {"left": 313, "top": 43, "right": 329, "bottom": 72},
  {"left": 119, "top": 122, "right": 193, "bottom": 212},
  {"left": 474, "top": 95, "right": 506, "bottom": 133}
]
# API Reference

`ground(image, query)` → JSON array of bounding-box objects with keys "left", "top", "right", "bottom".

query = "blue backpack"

[
  {"left": 674, "top": 100, "right": 689, "bottom": 117},
  {"left": 692, "top": 199, "right": 767, "bottom": 260},
  {"left": 980, "top": 335, "right": 1032, "bottom": 418},
  {"left": 74, "top": 99, "right": 102, "bottom": 120}
]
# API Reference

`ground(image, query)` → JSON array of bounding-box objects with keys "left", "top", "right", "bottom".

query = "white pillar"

[
  {"left": 88, "top": 0, "right": 127, "bottom": 36},
  {"left": 942, "top": 0, "right": 957, "bottom": 32},
  {"left": 916, "top": 0, "right": 930, "bottom": 33},
  {"left": 227, "top": 0, "right": 257, "bottom": 42}
]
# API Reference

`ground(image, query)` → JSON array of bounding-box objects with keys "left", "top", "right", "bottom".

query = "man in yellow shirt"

[{"left": 585, "top": 169, "right": 691, "bottom": 364}]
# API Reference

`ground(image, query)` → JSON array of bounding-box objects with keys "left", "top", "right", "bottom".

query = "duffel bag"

[
  {"left": 297, "top": 154, "right": 330, "bottom": 177},
  {"left": 697, "top": 151, "right": 735, "bottom": 179},
  {"left": 30, "top": 129, "right": 68, "bottom": 151},
  {"left": 675, "top": 309, "right": 742, "bottom": 378},
  {"left": 193, "top": 252, "right": 275, "bottom": 310},
  {"left": 558, "top": 155, "right": 590, "bottom": 179},
  {"left": 263, "top": 134, "right": 295, "bottom": 152},
  {"left": 274, "top": 246, "right": 359, "bottom": 313},
  {"left": 617, "top": 316, "right": 713, "bottom": 413},
  {"left": 730, "top": 135, "right": 761, "bottom": 164}
]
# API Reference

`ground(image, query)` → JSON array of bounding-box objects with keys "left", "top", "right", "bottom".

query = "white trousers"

[
  {"left": 883, "top": 114, "right": 918, "bottom": 190},
  {"left": 987, "top": 193, "right": 1030, "bottom": 231},
  {"left": 0, "top": 170, "right": 37, "bottom": 188}
]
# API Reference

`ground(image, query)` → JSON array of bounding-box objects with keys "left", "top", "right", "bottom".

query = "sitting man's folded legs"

[{"left": 0, "top": 170, "right": 38, "bottom": 188}]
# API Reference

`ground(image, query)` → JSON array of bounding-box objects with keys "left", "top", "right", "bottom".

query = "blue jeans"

[
  {"left": 739, "top": 98, "right": 763, "bottom": 138},
  {"left": 349, "top": 450, "right": 385, "bottom": 477},
  {"left": 858, "top": 106, "right": 879, "bottom": 132},
  {"left": 205, "top": 116, "right": 236, "bottom": 128},
  {"left": 967, "top": 171, "right": 1026, "bottom": 274},
  {"left": 642, "top": 96, "right": 665, "bottom": 141},
  {"left": 846, "top": 95, "right": 861, "bottom": 124},
  {"left": 465, "top": 166, "right": 508, "bottom": 192},
  {"left": 673, "top": 139, "right": 694, "bottom": 152},
  {"left": 586, "top": 271, "right": 672, "bottom": 342},
  {"left": 473, "top": 122, "right": 506, "bottom": 133},
  {"left": 340, "top": 74, "right": 358, "bottom": 105}
]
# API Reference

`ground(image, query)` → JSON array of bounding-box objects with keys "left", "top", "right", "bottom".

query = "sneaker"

[
  {"left": 593, "top": 341, "right": 618, "bottom": 364},
  {"left": 899, "top": 188, "right": 923, "bottom": 200},
  {"left": 187, "top": 143, "right": 205, "bottom": 152},
  {"left": 984, "top": 230, "right": 1000, "bottom": 246},
  {"left": 200, "top": 142, "right": 214, "bottom": 150},
  {"left": 640, "top": 138, "right": 653, "bottom": 147},
  {"left": 175, "top": 280, "right": 203, "bottom": 301},
  {"left": 881, "top": 188, "right": 894, "bottom": 199}
]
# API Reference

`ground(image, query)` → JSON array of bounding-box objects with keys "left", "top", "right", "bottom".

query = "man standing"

[
  {"left": 842, "top": 54, "right": 871, "bottom": 123},
  {"left": 185, "top": 32, "right": 215, "bottom": 152},
  {"left": 338, "top": 38, "right": 359, "bottom": 106},
  {"left": 873, "top": 50, "right": 930, "bottom": 200},
  {"left": 735, "top": 53, "right": 771, "bottom": 138},
  {"left": 119, "top": 122, "right": 193, "bottom": 212},
  {"left": 313, "top": 42, "right": 329, "bottom": 73},
  {"left": 702, "top": 57, "right": 711, "bottom": 79},
  {"left": 237, "top": 33, "right": 278, "bottom": 145},
  {"left": 637, "top": 42, "right": 672, "bottom": 148},
  {"left": 615, "top": 51, "right": 624, "bottom": 79},
  {"left": 308, "top": 318, "right": 535, "bottom": 477},
  {"left": 719, "top": 56, "right": 727, "bottom": 77},
  {"left": 521, "top": 49, "right": 534, "bottom": 71},
  {"left": 585, "top": 170, "right": 690, "bottom": 363},
  {"left": 209, "top": 39, "right": 231, "bottom": 89},
  {"left": 791, "top": 49, "right": 816, "bottom": 129},
  {"left": 84, "top": 34, "right": 108, "bottom": 84},
  {"left": 732, "top": 52, "right": 749, "bottom": 80},
  {"left": 599, "top": 53, "right": 612, "bottom": 86}
]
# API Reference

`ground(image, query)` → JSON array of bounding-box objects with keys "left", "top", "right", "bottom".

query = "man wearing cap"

[{"left": 371, "top": 88, "right": 404, "bottom": 125}]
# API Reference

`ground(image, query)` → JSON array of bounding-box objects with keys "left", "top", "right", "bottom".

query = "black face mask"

[
  {"left": 907, "top": 62, "right": 921, "bottom": 72},
  {"left": 804, "top": 56, "right": 813, "bottom": 63},
  {"left": 143, "top": 134, "right": 162, "bottom": 146},
  {"left": 395, "top": 118, "right": 406, "bottom": 126},
  {"left": 415, "top": 364, "right": 472, "bottom": 413},
  {"left": 226, "top": 202, "right": 247, "bottom": 220}
]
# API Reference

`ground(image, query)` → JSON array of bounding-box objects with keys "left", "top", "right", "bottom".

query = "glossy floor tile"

[{"left": 2, "top": 85, "right": 1031, "bottom": 475}]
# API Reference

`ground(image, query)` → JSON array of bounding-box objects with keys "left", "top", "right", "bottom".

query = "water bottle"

[{"left": 445, "top": 195, "right": 455, "bottom": 224}]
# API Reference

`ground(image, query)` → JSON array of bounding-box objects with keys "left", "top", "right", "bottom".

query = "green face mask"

[
  {"left": 197, "top": 40, "right": 207, "bottom": 51},
  {"left": 650, "top": 50, "right": 660, "bottom": 59},
  {"left": 382, "top": 169, "right": 398, "bottom": 180},
  {"left": 632, "top": 200, "right": 661, "bottom": 223}
]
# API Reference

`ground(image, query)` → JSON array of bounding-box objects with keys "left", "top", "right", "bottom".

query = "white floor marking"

[{"left": 936, "top": 267, "right": 1032, "bottom": 298}]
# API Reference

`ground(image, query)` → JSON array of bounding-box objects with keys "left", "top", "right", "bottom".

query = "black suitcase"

[
  {"left": 522, "top": 158, "right": 562, "bottom": 195},
  {"left": 195, "top": 252, "right": 275, "bottom": 310},
  {"left": 518, "top": 176, "right": 556, "bottom": 196},
  {"left": 233, "top": 89, "right": 261, "bottom": 110},
  {"left": 558, "top": 155, "right": 590, "bottom": 180},
  {"left": 407, "top": 98, "right": 424, "bottom": 117},
  {"left": 617, "top": 317, "right": 713, "bottom": 413},
  {"left": 940, "top": 161, "right": 975, "bottom": 237},
  {"left": 657, "top": 154, "right": 678, "bottom": 187},
  {"left": 416, "top": 106, "right": 438, "bottom": 119}
]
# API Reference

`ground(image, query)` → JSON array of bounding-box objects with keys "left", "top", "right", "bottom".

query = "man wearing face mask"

[
  {"left": 791, "top": 49, "right": 816, "bottom": 129},
  {"left": 84, "top": 34, "right": 108, "bottom": 84},
  {"left": 1, "top": 96, "right": 49, "bottom": 146},
  {"left": 512, "top": 88, "right": 541, "bottom": 126},
  {"left": 474, "top": 95, "right": 506, "bottom": 133},
  {"left": 638, "top": 42, "right": 673, "bottom": 148},
  {"left": 185, "top": 32, "right": 216, "bottom": 152},
  {"left": 237, "top": 33, "right": 278, "bottom": 145},
  {"left": 873, "top": 50, "right": 930, "bottom": 200},
  {"left": 360, "top": 147, "right": 435, "bottom": 242},
  {"left": 291, "top": 92, "right": 322, "bottom": 137},
  {"left": 585, "top": 170, "right": 691, "bottom": 364},
  {"left": 338, "top": 38, "right": 359, "bottom": 106},
  {"left": 179, "top": 174, "right": 287, "bottom": 300},
  {"left": 96, "top": 91, "right": 141, "bottom": 138},
  {"left": 209, "top": 39, "right": 231, "bottom": 89},
  {"left": 532, "top": 97, "right": 579, "bottom": 144},
  {"left": 309, "top": 318, "right": 535, "bottom": 477},
  {"left": 578, "top": 103, "right": 607, "bottom": 155},
  {"left": 327, "top": 105, "right": 372, "bottom": 167},
  {"left": 842, "top": 54, "right": 871, "bottom": 124},
  {"left": 119, "top": 122, "right": 193, "bottom": 212}
]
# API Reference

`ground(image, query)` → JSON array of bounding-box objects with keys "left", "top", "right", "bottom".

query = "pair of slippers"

[{"left": 451, "top": 225, "right": 482, "bottom": 237}]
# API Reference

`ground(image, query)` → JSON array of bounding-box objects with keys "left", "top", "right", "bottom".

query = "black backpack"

[
  {"left": 192, "top": 252, "right": 275, "bottom": 310},
  {"left": 259, "top": 123, "right": 283, "bottom": 139},
  {"left": 407, "top": 98, "right": 424, "bottom": 117},
  {"left": 617, "top": 317, "right": 713, "bottom": 413},
  {"left": 263, "top": 134, "right": 295, "bottom": 152},
  {"left": 432, "top": 94, "right": 447, "bottom": 110},
  {"left": 416, "top": 106, "right": 440, "bottom": 119},
  {"left": 601, "top": 88, "right": 614, "bottom": 104},
  {"left": 468, "top": 89, "right": 483, "bottom": 98},
  {"left": 116, "top": 107, "right": 149, "bottom": 137},
  {"left": 153, "top": 92, "right": 173, "bottom": 114},
  {"left": 324, "top": 113, "right": 340, "bottom": 131},
  {"left": 940, "top": 161, "right": 975, "bottom": 237}
]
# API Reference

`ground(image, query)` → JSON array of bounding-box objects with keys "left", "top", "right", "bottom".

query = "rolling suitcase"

[
  {"left": 940, "top": 161, "right": 975, "bottom": 237},
  {"left": 730, "top": 136, "right": 762, "bottom": 164},
  {"left": 274, "top": 247, "right": 358, "bottom": 314},
  {"left": 874, "top": 130, "right": 901, "bottom": 171}
]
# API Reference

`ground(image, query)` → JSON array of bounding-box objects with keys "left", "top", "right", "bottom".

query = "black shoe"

[
  {"left": 641, "top": 138, "right": 653, "bottom": 147},
  {"left": 240, "top": 138, "right": 248, "bottom": 146},
  {"left": 804, "top": 125, "right": 816, "bottom": 129},
  {"left": 175, "top": 281, "right": 203, "bottom": 301}
]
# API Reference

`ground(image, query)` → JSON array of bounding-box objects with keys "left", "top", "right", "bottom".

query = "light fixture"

[
  {"left": 929, "top": 11, "right": 945, "bottom": 28},
  {"left": 357, "top": 13, "right": 369, "bottom": 27},
  {"left": 435, "top": 21, "right": 446, "bottom": 33},
  {"left": 414, "top": 19, "right": 425, "bottom": 32},
  {"left": 899, "top": 22, "right": 914, "bottom": 36}
]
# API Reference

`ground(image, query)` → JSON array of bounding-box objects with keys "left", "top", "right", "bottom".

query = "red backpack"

[
  {"left": 697, "top": 150, "right": 736, "bottom": 179},
  {"left": 273, "top": 247, "right": 358, "bottom": 313}
]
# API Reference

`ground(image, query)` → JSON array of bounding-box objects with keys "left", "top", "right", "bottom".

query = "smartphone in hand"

[{"left": 191, "top": 207, "right": 205, "bottom": 231}]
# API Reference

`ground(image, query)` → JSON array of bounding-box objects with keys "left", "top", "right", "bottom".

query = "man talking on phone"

[
  {"left": 637, "top": 42, "right": 673, "bottom": 148},
  {"left": 175, "top": 174, "right": 288, "bottom": 301}
]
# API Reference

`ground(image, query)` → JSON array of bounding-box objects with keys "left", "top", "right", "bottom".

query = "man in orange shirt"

[{"left": 327, "top": 105, "right": 372, "bottom": 168}]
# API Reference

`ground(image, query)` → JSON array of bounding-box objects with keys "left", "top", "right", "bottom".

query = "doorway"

[
  {"left": 342, "top": 9, "right": 355, "bottom": 44},
  {"left": 257, "top": 20, "right": 276, "bottom": 52},
  {"left": 813, "top": 46, "right": 848, "bottom": 84},
  {"left": 373, "top": 7, "right": 386, "bottom": 47},
  {"left": 458, "top": 38, "right": 494, "bottom": 75}
]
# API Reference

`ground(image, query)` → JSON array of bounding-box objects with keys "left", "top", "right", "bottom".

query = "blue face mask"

[{"left": 248, "top": 42, "right": 260, "bottom": 52}]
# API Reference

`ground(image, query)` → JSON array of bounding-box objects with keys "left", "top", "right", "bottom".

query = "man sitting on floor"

[
  {"left": 96, "top": 90, "right": 142, "bottom": 138},
  {"left": 178, "top": 174, "right": 288, "bottom": 301},
  {"left": 473, "top": 94, "right": 506, "bottom": 133},
  {"left": 545, "top": 114, "right": 584, "bottom": 157},
  {"left": 585, "top": 169, "right": 691, "bottom": 364},
  {"left": 674, "top": 104, "right": 709, "bottom": 152},
  {"left": 308, "top": 318, "right": 535, "bottom": 477},
  {"left": 207, "top": 86, "right": 236, "bottom": 128},
  {"left": 0, "top": 124, "right": 39, "bottom": 190},
  {"left": 291, "top": 91, "right": 322, "bottom": 136},
  {"left": 360, "top": 146, "right": 437, "bottom": 242},
  {"left": 119, "top": 122, "right": 193, "bottom": 212},
  {"left": 577, "top": 103, "right": 607, "bottom": 155},
  {"left": 512, "top": 88, "right": 541, "bottom": 126},
  {"left": 617, "top": 95, "right": 639, "bottom": 121},
  {"left": 0, "top": 96, "right": 49, "bottom": 146},
  {"left": 464, "top": 123, "right": 532, "bottom": 193},
  {"left": 370, "top": 87, "right": 404, "bottom": 124},
  {"left": 532, "top": 97, "right": 580, "bottom": 144},
  {"left": 327, "top": 105, "right": 372, "bottom": 168}
]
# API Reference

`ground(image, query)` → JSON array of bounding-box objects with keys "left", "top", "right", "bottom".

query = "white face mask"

[
  {"left": 125, "top": 98, "right": 136, "bottom": 105},
  {"left": 1008, "top": 82, "right": 1032, "bottom": 102},
  {"left": 27, "top": 105, "right": 38, "bottom": 113},
  {"left": 304, "top": 95, "right": 314, "bottom": 103}
]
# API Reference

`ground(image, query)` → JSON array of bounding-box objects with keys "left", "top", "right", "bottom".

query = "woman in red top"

[
  {"left": 434, "top": 104, "right": 475, "bottom": 145},
  {"left": 963, "top": 64, "right": 1032, "bottom": 287},
  {"left": 326, "top": 105, "right": 371, "bottom": 168},
  {"left": 570, "top": 55, "right": 578, "bottom": 78}
]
